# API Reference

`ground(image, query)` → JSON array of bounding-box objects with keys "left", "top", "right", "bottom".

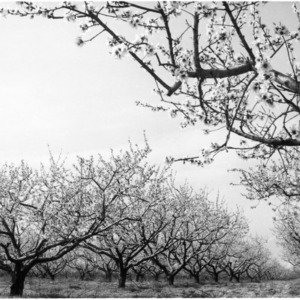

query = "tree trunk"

[
  {"left": 10, "top": 262, "right": 30, "bottom": 297},
  {"left": 10, "top": 273, "right": 26, "bottom": 297},
  {"left": 105, "top": 271, "right": 112, "bottom": 282},
  {"left": 257, "top": 273, "right": 262, "bottom": 282},
  {"left": 80, "top": 272, "right": 85, "bottom": 280},
  {"left": 135, "top": 272, "right": 144, "bottom": 282},
  {"left": 118, "top": 269, "right": 127, "bottom": 288},
  {"left": 154, "top": 273, "right": 160, "bottom": 281},
  {"left": 45, "top": 268, "right": 56, "bottom": 281},
  {"left": 229, "top": 272, "right": 239, "bottom": 283},
  {"left": 214, "top": 272, "right": 219, "bottom": 283},
  {"left": 167, "top": 274, "right": 175, "bottom": 285},
  {"left": 193, "top": 274, "right": 200, "bottom": 284},
  {"left": 246, "top": 270, "right": 254, "bottom": 282}
]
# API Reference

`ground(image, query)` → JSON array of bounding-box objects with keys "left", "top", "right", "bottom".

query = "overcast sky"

[{"left": 0, "top": 1, "right": 297, "bottom": 262}]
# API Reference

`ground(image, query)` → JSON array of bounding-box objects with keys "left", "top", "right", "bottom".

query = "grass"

[{"left": 1, "top": 275, "right": 300, "bottom": 298}]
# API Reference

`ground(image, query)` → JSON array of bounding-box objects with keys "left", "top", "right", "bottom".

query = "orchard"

[{"left": 1, "top": 1, "right": 300, "bottom": 297}]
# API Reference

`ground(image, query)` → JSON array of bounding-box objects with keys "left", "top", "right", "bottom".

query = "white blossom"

[
  {"left": 111, "top": 44, "right": 128, "bottom": 59},
  {"left": 257, "top": 58, "right": 272, "bottom": 74}
]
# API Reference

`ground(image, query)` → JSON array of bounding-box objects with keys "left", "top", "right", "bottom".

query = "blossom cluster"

[
  {"left": 4, "top": 1, "right": 300, "bottom": 163},
  {"left": 289, "top": 123, "right": 300, "bottom": 141},
  {"left": 161, "top": 1, "right": 183, "bottom": 16},
  {"left": 194, "top": 2, "right": 217, "bottom": 18},
  {"left": 111, "top": 44, "right": 128, "bottom": 59}
]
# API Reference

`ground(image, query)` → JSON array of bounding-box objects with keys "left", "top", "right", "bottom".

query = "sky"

[{"left": 0, "top": 1, "right": 297, "bottom": 263}]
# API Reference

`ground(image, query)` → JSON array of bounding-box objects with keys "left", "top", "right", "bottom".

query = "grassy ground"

[{"left": 1, "top": 276, "right": 300, "bottom": 298}]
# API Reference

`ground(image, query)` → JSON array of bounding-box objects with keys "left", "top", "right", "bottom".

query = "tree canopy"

[{"left": 3, "top": 1, "right": 300, "bottom": 165}]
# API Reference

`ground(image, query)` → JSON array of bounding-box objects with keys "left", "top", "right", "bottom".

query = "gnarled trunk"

[
  {"left": 214, "top": 272, "right": 219, "bottom": 283},
  {"left": 154, "top": 273, "right": 160, "bottom": 281},
  {"left": 229, "top": 271, "right": 239, "bottom": 283},
  {"left": 50, "top": 274, "right": 55, "bottom": 281},
  {"left": 10, "top": 272, "right": 26, "bottom": 297},
  {"left": 193, "top": 274, "right": 200, "bottom": 284},
  {"left": 105, "top": 270, "right": 112, "bottom": 282},
  {"left": 118, "top": 268, "right": 128, "bottom": 288},
  {"left": 167, "top": 274, "right": 175, "bottom": 285},
  {"left": 135, "top": 272, "right": 144, "bottom": 282}
]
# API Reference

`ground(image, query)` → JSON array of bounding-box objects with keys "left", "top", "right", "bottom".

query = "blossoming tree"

[
  {"left": 32, "top": 254, "right": 69, "bottom": 281},
  {"left": 146, "top": 184, "right": 245, "bottom": 285},
  {"left": 233, "top": 121, "right": 300, "bottom": 267},
  {"left": 274, "top": 203, "right": 300, "bottom": 268},
  {"left": 184, "top": 206, "right": 247, "bottom": 283},
  {"left": 3, "top": 1, "right": 300, "bottom": 164},
  {"left": 66, "top": 248, "right": 97, "bottom": 280},
  {"left": 82, "top": 177, "right": 172, "bottom": 288},
  {"left": 224, "top": 235, "right": 271, "bottom": 282},
  {"left": 0, "top": 159, "right": 97, "bottom": 296},
  {"left": 237, "top": 147, "right": 300, "bottom": 206},
  {"left": 0, "top": 141, "right": 160, "bottom": 296}
]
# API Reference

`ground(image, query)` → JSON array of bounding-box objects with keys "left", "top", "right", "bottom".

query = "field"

[{"left": 1, "top": 276, "right": 300, "bottom": 298}]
